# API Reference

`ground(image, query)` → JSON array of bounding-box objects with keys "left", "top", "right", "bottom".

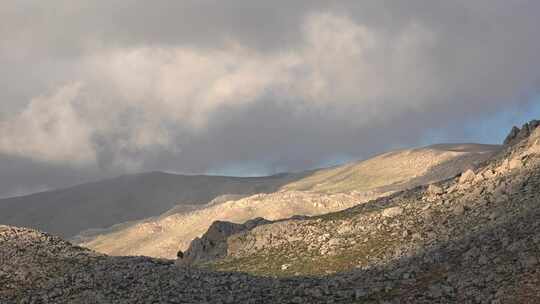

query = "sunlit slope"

[
  {"left": 77, "top": 191, "right": 365, "bottom": 259},
  {"left": 283, "top": 143, "right": 500, "bottom": 193},
  {"left": 78, "top": 143, "right": 499, "bottom": 259}
]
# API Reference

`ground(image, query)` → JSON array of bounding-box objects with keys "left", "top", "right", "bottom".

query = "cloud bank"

[{"left": 1, "top": 1, "right": 539, "bottom": 196}]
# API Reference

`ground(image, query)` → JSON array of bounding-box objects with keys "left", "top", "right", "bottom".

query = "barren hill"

[
  {"left": 284, "top": 143, "right": 499, "bottom": 193},
  {"left": 77, "top": 143, "right": 498, "bottom": 259},
  {"left": 0, "top": 172, "right": 300, "bottom": 238},
  {"left": 2, "top": 123, "right": 540, "bottom": 303},
  {"left": 180, "top": 121, "right": 540, "bottom": 302}
]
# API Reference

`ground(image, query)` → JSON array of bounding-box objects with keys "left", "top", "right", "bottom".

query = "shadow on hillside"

[
  {"left": 199, "top": 158, "right": 540, "bottom": 301},
  {"left": 0, "top": 171, "right": 311, "bottom": 240},
  {"left": 207, "top": 199, "right": 540, "bottom": 302}
]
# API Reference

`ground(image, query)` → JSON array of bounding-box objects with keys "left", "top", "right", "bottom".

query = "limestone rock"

[
  {"left": 503, "top": 120, "right": 540, "bottom": 146},
  {"left": 427, "top": 184, "right": 444, "bottom": 195},
  {"left": 182, "top": 217, "right": 270, "bottom": 264},
  {"left": 381, "top": 206, "right": 403, "bottom": 218},
  {"left": 508, "top": 158, "right": 523, "bottom": 170},
  {"left": 459, "top": 169, "right": 476, "bottom": 184},
  {"left": 452, "top": 205, "right": 466, "bottom": 216}
]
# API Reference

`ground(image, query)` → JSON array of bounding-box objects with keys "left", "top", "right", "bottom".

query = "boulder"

[
  {"left": 459, "top": 169, "right": 476, "bottom": 184},
  {"left": 382, "top": 207, "right": 403, "bottom": 218},
  {"left": 452, "top": 205, "right": 466, "bottom": 216},
  {"left": 427, "top": 184, "right": 444, "bottom": 196},
  {"left": 508, "top": 158, "right": 523, "bottom": 170}
]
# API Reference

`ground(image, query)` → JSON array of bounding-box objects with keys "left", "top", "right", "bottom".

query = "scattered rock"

[
  {"left": 3, "top": 121, "right": 540, "bottom": 304},
  {"left": 427, "top": 184, "right": 444, "bottom": 195},
  {"left": 452, "top": 205, "right": 466, "bottom": 216},
  {"left": 459, "top": 169, "right": 476, "bottom": 184},
  {"left": 382, "top": 206, "right": 403, "bottom": 218}
]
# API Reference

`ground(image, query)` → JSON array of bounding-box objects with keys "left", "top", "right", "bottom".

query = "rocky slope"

[
  {"left": 0, "top": 225, "right": 343, "bottom": 304},
  {"left": 283, "top": 143, "right": 499, "bottom": 194},
  {"left": 77, "top": 191, "right": 367, "bottom": 259},
  {"left": 0, "top": 171, "right": 301, "bottom": 238},
  {"left": 185, "top": 121, "right": 540, "bottom": 302},
  {"left": 1, "top": 123, "right": 539, "bottom": 303},
  {"left": 77, "top": 143, "right": 497, "bottom": 258}
]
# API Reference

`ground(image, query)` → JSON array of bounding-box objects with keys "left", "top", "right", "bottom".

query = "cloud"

[
  {"left": 0, "top": 83, "right": 95, "bottom": 164},
  {"left": 0, "top": 14, "right": 435, "bottom": 168},
  {"left": 0, "top": 13, "right": 439, "bottom": 166},
  {"left": 0, "top": 1, "right": 539, "bottom": 196}
]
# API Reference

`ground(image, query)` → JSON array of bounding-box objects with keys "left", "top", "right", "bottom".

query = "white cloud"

[
  {"left": 295, "top": 13, "right": 438, "bottom": 117},
  {"left": 0, "top": 83, "right": 96, "bottom": 165},
  {"left": 0, "top": 10, "right": 535, "bottom": 171},
  {"left": 0, "top": 13, "right": 441, "bottom": 166},
  {"left": 0, "top": 1, "right": 540, "bottom": 196},
  {"left": 81, "top": 13, "right": 436, "bottom": 128}
]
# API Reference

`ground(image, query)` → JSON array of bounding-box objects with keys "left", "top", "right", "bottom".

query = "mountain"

[
  {"left": 283, "top": 143, "right": 500, "bottom": 193},
  {"left": 76, "top": 190, "right": 365, "bottom": 258},
  {"left": 77, "top": 143, "right": 499, "bottom": 258},
  {"left": 2, "top": 122, "right": 540, "bottom": 303},
  {"left": 0, "top": 172, "right": 302, "bottom": 238},
  {"left": 0, "top": 141, "right": 497, "bottom": 242},
  {"left": 179, "top": 121, "right": 540, "bottom": 301}
]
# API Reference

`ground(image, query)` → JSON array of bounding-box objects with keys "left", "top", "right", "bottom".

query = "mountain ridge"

[
  {"left": 185, "top": 121, "right": 540, "bottom": 275},
  {"left": 0, "top": 171, "right": 303, "bottom": 237},
  {"left": 2, "top": 122, "right": 540, "bottom": 303},
  {"left": 77, "top": 143, "right": 499, "bottom": 259}
]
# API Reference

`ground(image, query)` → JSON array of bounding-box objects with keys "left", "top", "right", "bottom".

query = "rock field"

[{"left": 1, "top": 121, "right": 540, "bottom": 303}]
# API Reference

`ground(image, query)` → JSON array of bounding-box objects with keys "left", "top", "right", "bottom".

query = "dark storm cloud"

[{"left": 1, "top": 0, "right": 540, "bottom": 197}]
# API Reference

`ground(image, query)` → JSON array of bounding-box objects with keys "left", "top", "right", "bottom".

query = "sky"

[{"left": 1, "top": 1, "right": 540, "bottom": 198}]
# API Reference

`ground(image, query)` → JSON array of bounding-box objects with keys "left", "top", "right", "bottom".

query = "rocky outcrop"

[
  {"left": 503, "top": 119, "right": 540, "bottom": 146},
  {"left": 179, "top": 217, "right": 271, "bottom": 265},
  {"left": 79, "top": 190, "right": 369, "bottom": 259},
  {"left": 458, "top": 168, "right": 476, "bottom": 184}
]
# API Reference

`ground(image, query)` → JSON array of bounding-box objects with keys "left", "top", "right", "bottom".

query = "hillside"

[
  {"left": 181, "top": 120, "right": 540, "bottom": 302},
  {"left": 0, "top": 172, "right": 301, "bottom": 238},
  {"left": 77, "top": 143, "right": 498, "bottom": 258},
  {"left": 2, "top": 122, "right": 540, "bottom": 303},
  {"left": 0, "top": 225, "right": 320, "bottom": 303},
  {"left": 76, "top": 191, "right": 366, "bottom": 258},
  {"left": 283, "top": 143, "right": 500, "bottom": 193}
]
